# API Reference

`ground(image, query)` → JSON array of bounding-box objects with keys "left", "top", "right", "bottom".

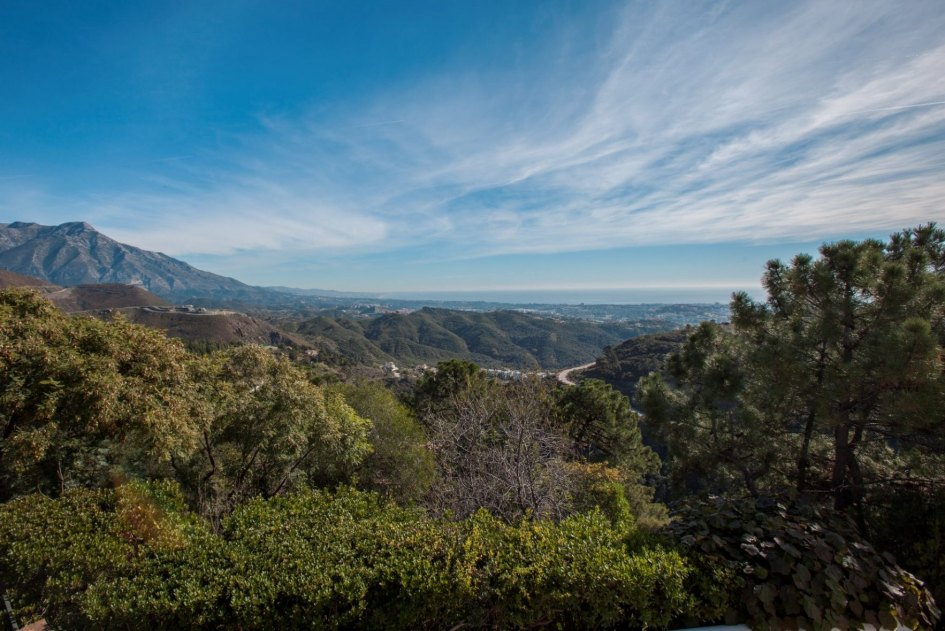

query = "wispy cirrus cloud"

[
  {"left": 351, "top": 0, "right": 945, "bottom": 256},
  {"left": 4, "top": 0, "right": 944, "bottom": 262}
]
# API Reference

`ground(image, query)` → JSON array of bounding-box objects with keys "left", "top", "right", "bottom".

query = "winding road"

[{"left": 556, "top": 361, "right": 596, "bottom": 386}]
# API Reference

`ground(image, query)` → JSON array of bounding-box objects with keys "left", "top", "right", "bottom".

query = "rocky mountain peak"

[
  {"left": 56, "top": 221, "right": 96, "bottom": 236},
  {"left": 0, "top": 221, "right": 264, "bottom": 302}
]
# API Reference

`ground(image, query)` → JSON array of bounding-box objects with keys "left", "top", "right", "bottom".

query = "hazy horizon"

[
  {"left": 274, "top": 283, "right": 762, "bottom": 304},
  {"left": 373, "top": 286, "right": 763, "bottom": 306}
]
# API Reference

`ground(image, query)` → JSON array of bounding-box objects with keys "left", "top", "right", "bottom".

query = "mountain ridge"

[{"left": 0, "top": 221, "right": 268, "bottom": 302}]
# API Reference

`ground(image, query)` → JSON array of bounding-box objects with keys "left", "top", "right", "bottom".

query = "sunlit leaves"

[{"left": 0, "top": 485, "right": 728, "bottom": 629}]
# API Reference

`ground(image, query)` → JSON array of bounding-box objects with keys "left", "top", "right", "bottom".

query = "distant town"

[{"left": 324, "top": 299, "right": 731, "bottom": 326}]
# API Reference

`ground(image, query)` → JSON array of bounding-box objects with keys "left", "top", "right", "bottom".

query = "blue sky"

[{"left": 2, "top": 0, "right": 944, "bottom": 292}]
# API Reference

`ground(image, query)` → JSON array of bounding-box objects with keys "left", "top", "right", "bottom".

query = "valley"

[{"left": 0, "top": 222, "right": 728, "bottom": 371}]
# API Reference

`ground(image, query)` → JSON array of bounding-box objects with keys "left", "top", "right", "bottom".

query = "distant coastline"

[{"left": 376, "top": 287, "right": 765, "bottom": 305}]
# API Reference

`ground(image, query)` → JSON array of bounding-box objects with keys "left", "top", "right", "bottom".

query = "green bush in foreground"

[
  {"left": 666, "top": 496, "right": 941, "bottom": 630},
  {"left": 4, "top": 484, "right": 937, "bottom": 629},
  {"left": 0, "top": 483, "right": 729, "bottom": 629}
]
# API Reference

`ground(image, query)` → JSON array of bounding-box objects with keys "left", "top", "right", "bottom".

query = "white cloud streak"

[
  {"left": 5, "top": 0, "right": 944, "bottom": 259},
  {"left": 268, "top": 0, "right": 945, "bottom": 258}
]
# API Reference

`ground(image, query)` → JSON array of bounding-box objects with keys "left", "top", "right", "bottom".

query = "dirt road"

[{"left": 556, "top": 361, "right": 595, "bottom": 386}]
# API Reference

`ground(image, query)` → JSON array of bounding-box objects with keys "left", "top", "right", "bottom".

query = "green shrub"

[
  {"left": 666, "top": 496, "right": 941, "bottom": 630},
  {"left": 0, "top": 481, "right": 215, "bottom": 629},
  {"left": 330, "top": 381, "right": 435, "bottom": 504},
  {"left": 453, "top": 509, "right": 717, "bottom": 629},
  {"left": 219, "top": 488, "right": 721, "bottom": 629},
  {"left": 220, "top": 487, "right": 460, "bottom": 629},
  {"left": 1, "top": 484, "right": 730, "bottom": 629}
]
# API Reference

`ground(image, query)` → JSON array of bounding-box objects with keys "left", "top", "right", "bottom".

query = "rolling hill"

[
  {"left": 0, "top": 269, "right": 171, "bottom": 312},
  {"left": 287, "top": 307, "right": 680, "bottom": 370},
  {"left": 0, "top": 268, "right": 53, "bottom": 288},
  {"left": 107, "top": 306, "right": 304, "bottom": 347},
  {"left": 0, "top": 268, "right": 301, "bottom": 347},
  {"left": 41, "top": 284, "right": 171, "bottom": 312},
  {"left": 0, "top": 223, "right": 712, "bottom": 366},
  {"left": 580, "top": 329, "right": 690, "bottom": 396}
]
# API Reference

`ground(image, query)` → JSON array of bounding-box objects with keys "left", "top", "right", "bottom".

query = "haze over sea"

[{"left": 379, "top": 287, "right": 764, "bottom": 305}]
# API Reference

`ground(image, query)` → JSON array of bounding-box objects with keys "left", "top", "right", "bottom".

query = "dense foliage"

[
  {"left": 583, "top": 330, "right": 689, "bottom": 398},
  {"left": 0, "top": 289, "right": 202, "bottom": 500},
  {"left": 640, "top": 226, "right": 945, "bottom": 507},
  {"left": 1, "top": 223, "right": 943, "bottom": 630},
  {"left": 327, "top": 381, "right": 434, "bottom": 504},
  {"left": 415, "top": 361, "right": 665, "bottom": 525},
  {"left": 0, "top": 483, "right": 730, "bottom": 630},
  {"left": 0, "top": 288, "right": 372, "bottom": 525},
  {"left": 173, "top": 345, "right": 372, "bottom": 527},
  {"left": 638, "top": 225, "right": 945, "bottom": 616}
]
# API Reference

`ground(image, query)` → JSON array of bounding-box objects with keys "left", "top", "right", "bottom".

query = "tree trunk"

[
  {"left": 846, "top": 424, "right": 867, "bottom": 530},
  {"left": 797, "top": 408, "right": 817, "bottom": 493},
  {"left": 831, "top": 423, "right": 854, "bottom": 511},
  {"left": 797, "top": 343, "right": 827, "bottom": 494}
]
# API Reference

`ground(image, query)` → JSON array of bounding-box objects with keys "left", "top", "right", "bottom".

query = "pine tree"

[{"left": 639, "top": 225, "right": 945, "bottom": 519}]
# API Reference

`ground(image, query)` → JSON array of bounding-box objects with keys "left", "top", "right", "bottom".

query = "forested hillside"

[
  {"left": 0, "top": 225, "right": 943, "bottom": 630},
  {"left": 290, "top": 307, "right": 674, "bottom": 370},
  {"left": 582, "top": 329, "right": 690, "bottom": 397}
]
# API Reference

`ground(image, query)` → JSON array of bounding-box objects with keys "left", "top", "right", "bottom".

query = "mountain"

[
  {"left": 580, "top": 329, "right": 691, "bottom": 397},
  {"left": 287, "top": 307, "right": 678, "bottom": 370},
  {"left": 0, "top": 221, "right": 272, "bottom": 303}
]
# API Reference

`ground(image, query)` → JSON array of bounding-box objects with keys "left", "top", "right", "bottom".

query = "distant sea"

[{"left": 380, "top": 287, "right": 765, "bottom": 305}]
